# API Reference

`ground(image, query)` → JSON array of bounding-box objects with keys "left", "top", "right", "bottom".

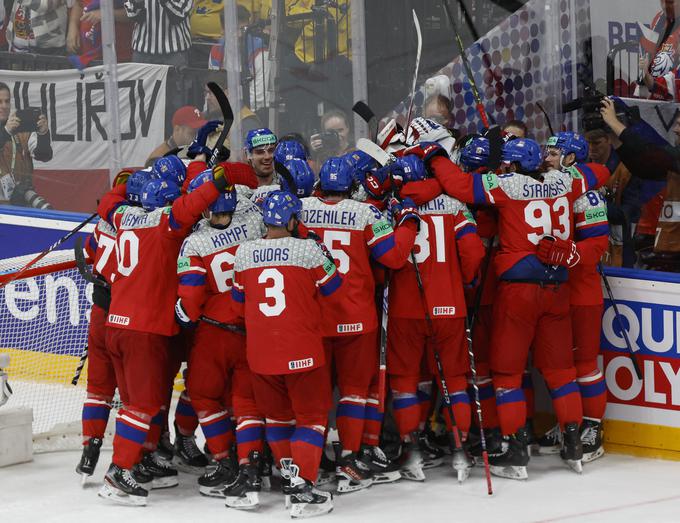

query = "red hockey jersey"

[
  {"left": 85, "top": 219, "right": 118, "bottom": 285},
  {"left": 430, "top": 158, "right": 610, "bottom": 282},
  {"left": 389, "top": 194, "right": 485, "bottom": 320},
  {"left": 97, "top": 181, "right": 221, "bottom": 336},
  {"left": 569, "top": 190, "right": 609, "bottom": 306},
  {"left": 177, "top": 212, "right": 266, "bottom": 325},
  {"left": 232, "top": 236, "right": 343, "bottom": 375},
  {"left": 301, "top": 197, "right": 416, "bottom": 336}
]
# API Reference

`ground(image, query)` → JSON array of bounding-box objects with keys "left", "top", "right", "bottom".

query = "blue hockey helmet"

[
  {"left": 319, "top": 156, "right": 354, "bottom": 193},
  {"left": 280, "top": 159, "right": 315, "bottom": 198},
  {"left": 274, "top": 140, "right": 307, "bottom": 164},
  {"left": 141, "top": 178, "right": 181, "bottom": 211},
  {"left": 261, "top": 190, "right": 302, "bottom": 227},
  {"left": 244, "top": 128, "right": 277, "bottom": 153},
  {"left": 153, "top": 155, "right": 187, "bottom": 185},
  {"left": 343, "top": 150, "right": 377, "bottom": 180},
  {"left": 397, "top": 155, "right": 427, "bottom": 182},
  {"left": 546, "top": 131, "right": 589, "bottom": 163},
  {"left": 460, "top": 136, "right": 490, "bottom": 171},
  {"left": 126, "top": 169, "right": 158, "bottom": 205},
  {"left": 188, "top": 169, "right": 237, "bottom": 214},
  {"left": 502, "top": 138, "right": 542, "bottom": 172}
]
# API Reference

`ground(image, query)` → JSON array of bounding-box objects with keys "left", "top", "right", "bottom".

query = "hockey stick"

[
  {"left": 598, "top": 262, "right": 643, "bottom": 380},
  {"left": 74, "top": 237, "right": 106, "bottom": 286},
  {"left": 200, "top": 315, "right": 246, "bottom": 335},
  {"left": 377, "top": 277, "right": 389, "bottom": 413},
  {"left": 352, "top": 101, "right": 379, "bottom": 142},
  {"left": 536, "top": 102, "right": 556, "bottom": 136},
  {"left": 485, "top": 125, "right": 503, "bottom": 172},
  {"left": 206, "top": 82, "right": 235, "bottom": 168},
  {"left": 71, "top": 346, "right": 88, "bottom": 386},
  {"left": 0, "top": 212, "right": 98, "bottom": 289},
  {"left": 274, "top": 160, "right": 298, "bottom": 195},
  {"left": 404, "top": 9, "right": 423, "bottom": 132},
  {"left": 442, "top": 0, "right": 492, "bottom": 128}
]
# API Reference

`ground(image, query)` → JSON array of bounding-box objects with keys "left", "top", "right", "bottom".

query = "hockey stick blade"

[
  {"left": 485, "top": 126, "right": 503, "bottom": 171},
  {"left": 275, "top": 160, "right": 298, "bottom": 195},
  {"left": 356, "top": 138, "right": 395, "bottom": 167},
  {"left": 352, "top": 101, "right": 379, "bottom": 142},
  {"left": 74, "top": 237, "right": 106, "bottom": 286},
  {"left": 207, "top": 82, "right": 234, "bottom": 168}
]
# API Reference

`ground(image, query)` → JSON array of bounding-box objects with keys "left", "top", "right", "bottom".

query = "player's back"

[
  {"left": 233, "top": 236, "right": 340, "bottom": 374},
  {"left": 301, "top": 197, "right": 382, "bottom": 335},
  {"left": 179, "top": 212, "right": 265, "bottom": 324},
  {"left": 390, "top": 194, "right": 474, "bottom": 320},
  {"left": 107, "top": 205, "right": 183, "bottom": 336},
  {"left": 91, "top": 219, "right": 118, "bottom": 285}
]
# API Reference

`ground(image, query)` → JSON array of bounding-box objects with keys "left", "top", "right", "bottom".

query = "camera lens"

[{"left": 24, "top": 189, "right": 52, "bottom": 210}]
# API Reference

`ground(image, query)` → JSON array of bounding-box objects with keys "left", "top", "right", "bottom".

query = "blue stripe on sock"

[
  {"left": 201, "top": 417, "right": 231, "bottom": 439},
  {"left": 116, "top": 419, "right": 147, "bottom": 445},
  {"left": 175, "top": 399, "right": 196, "bottom": 417},
  {"left": 449, "top": 392, "right": 470, "bottom": 405},
  {"left": 290, "top": 427, "right": 324, "bottom": 448},
  {"left": 477, "top": 384, "right": 495, "bottom": 401},
  {"left": 578, "top": 379, "right": 607, "bottom": 398},
  {"left": 416, "top": 389, "right": 431, "bottom": 402},
  {"left": 336, "top": 403, "right": 366, "bottom": 420},
  {"left": 364, "top": 406, "right": 383, "bottom": 422},
  {"left": 266, "top": 425, "right": 295, "bottom": 442},
  {"left": 393, "top": 395, "right": 419, "bottom": 410},
  {"left": 236, "top": 425, "right": 264, "bottom": 444},
  {"left": 495, "top": 388, "right": 525, "bottom": 406},
  {"left": 83, "top": 405, "right": 110, "bottom": 421},
  {"left": 150, "top": 412, "right": 163, "bottom": 425},
  {"left": 550, "top": 381, "right": 580, "bottom": 400}
]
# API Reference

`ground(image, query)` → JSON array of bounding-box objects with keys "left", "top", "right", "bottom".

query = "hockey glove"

[
  {"left": 112, "top": 169, "right": 134, "bottom": 187},
  {"left": 187, "top": 120, "right": 221, "bottom": 159},
  {"left": 536, "top": 235, "right": 580, "bottom": 268},
  {"left": 388, "top": 197, "right": 420, "bottom": 228},
  {"left": 402, "top": 142, "right": 449, "bottom": 165},
  {"left": 213, "top": 162, "right": 258, "bottom": 189},
  {"left": 174, "top": 299, "right": 197, "bottom": 329},
  {"left": 362, "top": 165, "right": 403, "bottom": 200}
]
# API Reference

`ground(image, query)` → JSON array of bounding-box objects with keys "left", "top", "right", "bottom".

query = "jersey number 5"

[
  {"left": 322, "top": 231, "right": 351, "bottom": 274},
  {"left": 525, "top": 196, "right": 570, "bottom": 244},
  {"left": 258, "top": 268, "right": 286, "bottom": 317}
]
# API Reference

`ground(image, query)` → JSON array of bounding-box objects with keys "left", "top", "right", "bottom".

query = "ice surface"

[{"left": 1, "top": 451, "right": 678, "bottom": 523}]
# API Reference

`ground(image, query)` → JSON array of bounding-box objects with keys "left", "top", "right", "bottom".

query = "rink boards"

[{"left": 1, "top": 208, "right": 679, "bottom": 458}]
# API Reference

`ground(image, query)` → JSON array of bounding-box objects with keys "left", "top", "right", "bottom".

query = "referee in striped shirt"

[{"left": 125, "top": 0, "right": 194, "bottom": 67}]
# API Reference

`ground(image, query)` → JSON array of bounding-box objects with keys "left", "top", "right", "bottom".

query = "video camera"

[{"left": 562, "top": 82, "right": 639, "bottom": 132}]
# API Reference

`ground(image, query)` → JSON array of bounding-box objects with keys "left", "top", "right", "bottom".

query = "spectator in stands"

[
  {"left": 0, "top": 82, "right": 53, "bottom": 209},
  {"left": 5, "top": 0, "right": 73, "bottom": 54},
  {"left": 190, "top": 0, "right": 223, "bottom": 65},
  {"left": 66, "top": 0, "right": 133, "bottom": 69},
  {"left": 146, "top": 105, "right": 205, "bottom": 164},
  {"left": 423, "top": 94, "right": 453, "bottom": 128},
  {"left": 125, "top": 0, "right": 194, "bottom": 67},
  {"left": 502, "top": 119, "right": 528, "bottom": 139},
  {"left": 310, "top": 108, "right": 352, "bottom": 163}
]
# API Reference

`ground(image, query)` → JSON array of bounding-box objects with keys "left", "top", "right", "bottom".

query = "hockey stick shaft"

[
  {"left": 598, "top": 262, "right": 643, "bottom": 379},
  {"left": 378, "top": 279, "right": 389, "bottom": 413},
  {"left": 442, "top": 0, "right": 491, "bottom": 128},
  {"left": 0, "top": 212, "right": 97, "bottom": 289},
  {"left": 206, "top": 82, "right": 235, "bottom": 168},
  {"left": 71, "top": 346, "right": 88, "bottom": 385},
  {"left": 404, "top": 9, "right": 423, "bottom": 132}
]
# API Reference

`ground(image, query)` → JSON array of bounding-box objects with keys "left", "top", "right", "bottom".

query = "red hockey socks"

[
  {"left": 174, "top": 391, "right": 199, "bottom": 436},
  {"left": 391, "top": 391, "right": 420, "bottom": 438},
  {"left": 576, "top": 364, "right": 607, "bottom": 421},
  {"left": 236, "top": 417, "right": 265, "bottom": 464},
  {"left": 543, "top": 368, "right": 583, "bottom": 429},
  {"left": 417, "top": 379, "right": 433, "bottom": 429},
  {"left": 113, "top": 409, "right": 151, "bottom": 469},
  {"left": 290, "top": 425, "right": 326, "bottom": 482},
  {"left": 470, "top": 376, "right": 499, "bottom": 429},
  {"left": 336, "top": 395, "right": 367, "bottom": 452},
  {"left": 443, "top": 390, "right": 472, "bottom": 436},
  {"left": 144, "top": 409, "right": 164, "bottom": 452},
  {"left": 362, "top": 391, "right": 383, "bottom": 447},
  {"left": 493, "top": 373, "right": 526, "bottom": 436},
  {"left": 82, "top": 397, "right": 112, "bottom": 443},
  {"left": 198, "top": 409, "right": 234, "bottom": 460},
  {"left": 265, "top": 418, "right": 295, "bottom": 470},
  {"left": 522, "top": 371, "right": 535, "bottom": 419}
]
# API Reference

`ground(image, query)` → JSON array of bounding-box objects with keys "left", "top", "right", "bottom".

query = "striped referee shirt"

[{"left": 126, "top": 0, "right": 194, "bottom": 54}]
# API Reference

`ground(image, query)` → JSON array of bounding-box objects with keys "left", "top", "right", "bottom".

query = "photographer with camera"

[
  {"left": 310, "top": 109, "right": 352, "bottom": 164},
  {"left": 0, "top": 82, "right": 53, "bottom": 210}
]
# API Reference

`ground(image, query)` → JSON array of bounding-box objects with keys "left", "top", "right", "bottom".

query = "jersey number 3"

[
  {"left": 525, "top": 196, "right": 570, "bottom": 244},
  {"left": 258, "top": 268, "right": 286, "bottom": 317}
]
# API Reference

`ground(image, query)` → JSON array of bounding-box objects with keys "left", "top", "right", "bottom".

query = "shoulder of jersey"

[
  {"left": 418, "top": 193, "right": 468, "bottom": 215},
  {"left": 96, "top": 218, "right": 116, "bottom": 236},
  {"left": 234, "top": 236, "right": 323, "bottom": 270},
  {"left": 302, "top": 196, "right": 382, "bottom": 225},
  {"left": 573, "top": 190, "right": 605, "bottom": 212}
]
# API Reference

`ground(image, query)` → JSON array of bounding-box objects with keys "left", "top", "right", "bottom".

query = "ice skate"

[
  {"left": 560, "top": 422, "right": 583, "bottom": 474},
  {"left": 418, "top": 430, "right": 445, "bottom": 469},
  {"left": 359, "top": 445, "right": 401, "bottom": 484},
  {"left": 98, "top": 463, "right": 148, "bottom": 506},
  {"left": 451, "top": 446, "right": 473, "bottom": 483},
  {"left": 398, "top": 440, "right": 426, "bottom": 482},
  {"left": 535, "top": 423, "right": 562, "bottom": 455},
  {"left": 335, "top": 452, "right": 373, "bottom": 493},
  {"left": 316, "top": 449, "right": 336, "bottom": 487},
  {"left": 580, "top": 418, "right": 604, "bottom": 463},
  {"left": 260, "top": 444, "right": 274, "bottom": 490},
  {"left": 198, "top": 457, "right": 237, "bottom": 497},
  {"left": 224, "top": 451, "right": 262, "bottom": 510},
  {"left": 469, "top": 427, "right": 502, "bottom": 467},
  {"left": 156, "top": 429, "right": 174, "bottom": 461},
  {"left": 489, "top": 427, "right": 530, "bottom": 480},
  {"left": 283, "top": 464, "right": 333, "bottom": 519},
  {"left": 76, "top": 437, "right": 103, "bottom": 485},
  {"left": 173, "top": 426, "right": 209, "bottom": 474},
  {"left": 139, "top": 451, "right": 179, "bottom": 488}
]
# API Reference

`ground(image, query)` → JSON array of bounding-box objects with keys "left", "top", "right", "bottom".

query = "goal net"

[{"left": 0, "top": 249, "right": 115, "bottom": 452}]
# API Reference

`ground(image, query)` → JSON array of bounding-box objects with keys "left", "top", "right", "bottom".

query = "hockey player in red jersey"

[
  {"left": 406, "top": 137, "right": 610, "bottom": 479},
  {"left": 175, "top": 170, "right": 268, "bottom": 507},
  {"left": 76, "top": 168, "right": 141, "bottom": 482},
  {"left": 300, "top": 156, "right": 418, "bottom": 492},
  {"left": 537, "top": 132, "right": 609, "bottom": 463},
  {"left": 384, "top": 155, "right": 485, "bottom": 482},
  {"left": 96, "top": 162, "right": 254, "bottom": 506},
  {"left": 232, "top": 190, "right": 342, "bottom": 518}
]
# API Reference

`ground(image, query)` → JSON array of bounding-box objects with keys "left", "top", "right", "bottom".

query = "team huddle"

[{"left": 76, "top": 115, "right": 611, "bottom": 517}]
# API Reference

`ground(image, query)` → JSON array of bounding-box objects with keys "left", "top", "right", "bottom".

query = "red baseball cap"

[{"left": 172, "top": 106, "right": 208, "bottom": 129}]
